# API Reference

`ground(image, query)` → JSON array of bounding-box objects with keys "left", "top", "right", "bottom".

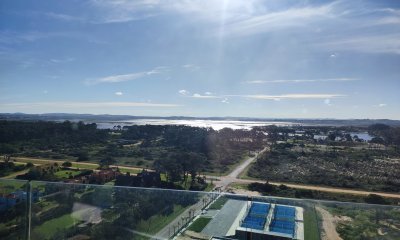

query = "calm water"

[
  {"left": 350, "top": 132, "right": 374, "bottom": 141},
  {"left": 95, "top": 119, "right": 297, "bottom": 130}
]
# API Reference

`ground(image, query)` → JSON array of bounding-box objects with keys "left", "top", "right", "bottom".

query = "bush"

[{"left": 62, "top": 161, "right": 72, "bottom": 168}]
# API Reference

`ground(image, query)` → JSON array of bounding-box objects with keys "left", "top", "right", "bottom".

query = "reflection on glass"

[
  {"left": 0, "top": 179, "right": 399, "bottom": 240},
  {"left": 0, "top": 179, "right": 29, "bottom": 240}
]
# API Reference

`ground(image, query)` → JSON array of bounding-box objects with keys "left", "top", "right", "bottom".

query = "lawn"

[
  {"left": 187, "top": 217, "right": 212, "bottom": 232},
  {"left": 118, "top": 167, "right": 141, "bottom": 175},
  {"left": 36, "top": 201, "right": 59, "bottom": 214},
  {"left": 304, "top": 207, "right": 321, "bottom": 240},
  {"left": 0, "top": 179, "right": 28, "bottom": 192},
  {"left": 134, "top": 204, "right": 187, "bottom": 235},
  {"left": 208, "top": 196, "right": 228, "bottom": 210},
  {"left": 54, "top": 170, "right": 82, "bottom": 179},
  {"left": 32, "top": 213, "right": 77, "bottom": 238}
]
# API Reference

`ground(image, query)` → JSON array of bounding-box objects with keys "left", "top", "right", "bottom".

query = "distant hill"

[{"left": 1, "top": 113, "right": 400, "bottom": 127}]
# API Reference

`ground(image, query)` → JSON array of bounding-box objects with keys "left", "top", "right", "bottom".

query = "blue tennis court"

[
  {"left": 241, "top": 215, "right": 266, "bottom": 230},
  {"left": 240, "top": 202, "right": 270, "bottom": 230},
  {"left": 269, "top": 220, "right": 295, "bottom": 235},
  {"left": 274, "top": 205, "right": 296, "bottom": 220},
  {"left": 248, "top": 202, "right": 270, "bottom": 217}
]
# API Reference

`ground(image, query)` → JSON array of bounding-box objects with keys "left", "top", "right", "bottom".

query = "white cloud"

[
  {"left": 49, "top": 57, "right": 75, "bottom": 64},
  {"left": 85, "top": 66, "right": 167, "bottom": 85},
  {"left": 182, "top": 64, "right": 200, "bottom": 71},
  {"left": 0, "top": 101, "right": 181, "bottom": 108},
  {"left": 227, "top": 94, "right": 345, "bottom": 100},
  {"left": 191, "top": 93, "right": 221, "bottom": 99},
  {"left": 221, "top": 98, "right": 229, "bottom": 104},
  {"left": 324, "top": 99, "right": 332, "bottom": 106},
  {"left": 178, "top": 89, "right": 189, "bottom": 95},
  {"left": 115, "top": 91, "right": 123, "bottom": 96},
  {"left": 224, "top": 3, "right": 335, "bottom": 36},
  {"left": 377, "top": 103, "right": 387, "bottom": 107},
  {"left": 204, "top": 92, "right": 212, "bottom": 95},
  {"left": 317, "top": 34, "right": 400, "bottom": 55},
  {"left": 90, "top": 0, "right": 262, "bottom": 23},
  {"left": 245, "top": 78, "right": 357, "bottom": 84},
  {"left": 44, "top": 12, "right": 84, "bottom": 22}
]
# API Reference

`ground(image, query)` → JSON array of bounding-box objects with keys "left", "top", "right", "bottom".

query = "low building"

[{"left": 234, "top": 202, "right": 304, "bottom": 240}]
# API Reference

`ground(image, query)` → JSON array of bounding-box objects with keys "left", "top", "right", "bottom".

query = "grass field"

[
  {"left": 187, "top": 217, "right": 212, "bottom": 232},
  {"left": 54, "top": 170, "right": 82, "bottom": 179},
  {"left": 32, "top": 213, "right": 77, "bottom": 238},
  {"left": 208, "top": 196, "right": 228, "bottom": 210},
  {"left": 304, "top": 207, "right": 321, "bottom": 240},
  {"left": 13, "top": 157, "right": 144, "bottom": 174},
  {"left": 135, "top": 205, "right": 187, "bottom": 235}
]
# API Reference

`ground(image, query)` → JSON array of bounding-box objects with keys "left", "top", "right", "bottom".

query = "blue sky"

[{"left": 0, "top": 0, "right": 399, "bottom": 119}]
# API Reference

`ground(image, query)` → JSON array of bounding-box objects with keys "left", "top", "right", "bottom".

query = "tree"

[
  {"left": 99, "top": 156, "right": 116, "bottom": 169},
  {"left": 62, "top": 161, "right": 72, "bottom": 168},
  {"left": 364, "top": 194, "right": 388, "bottom": 205},
  {"left": 77, "top": 151, "right": 89, "bottom": 161}
]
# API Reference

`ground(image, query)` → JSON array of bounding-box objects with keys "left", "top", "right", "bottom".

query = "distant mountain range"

[{"left": 1, "top": 113, "right": 400, "bottom": 127}]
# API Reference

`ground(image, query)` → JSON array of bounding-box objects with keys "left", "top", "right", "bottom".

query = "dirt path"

[
  {"left": 316, "top": 206, "right": 342, "bottom": 240},
  {"left": 9, "top": 157, "right": 145, "bottom": 171},
  {"left": 230, "top": 179, "right": 400, "bottom": 199},
  {"left": 1, "top": 169, "right": 30, "bottom": 179},
  {"left": 208, "top": 147, "right": 400, "bottom": 199},
  {"left": 212, "top": 147, "right": 269, "bottom": 190}
]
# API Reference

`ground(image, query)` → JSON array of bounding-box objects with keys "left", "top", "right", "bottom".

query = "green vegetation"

[
  {"left": 54, "top": 170, "right": 82, "bottom": 179},
  {"left": 0, "top": 159, "right": 29, "bottom": 178},
  {"left": 242, "top": 182, "right": 399, "bottom": 205},
  {"left": 1, "top": 120, "right": 266, "bottom": 191},
  {"left": 304, "top": 207, "right": 321, "bottom": 240},
  {"left": 327, "top": 205, "right": 400, "bottom": 240},
  {"left": 208, "top": 197, "right": 228, "bottom": 210},
  {"left": 135, "top": 205, "right": 186, "bottom": 234},
  {"left": 187, "top": 217, "right": 212, "bottom": 232},
  {"left": 248, "top": 125, "right": 400, "bottom": 193},
  {"left": 32, "top": 213, "right": 76, "bottom": 239}
]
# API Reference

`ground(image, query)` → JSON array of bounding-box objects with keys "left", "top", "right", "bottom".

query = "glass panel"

[
  {"left": 1, "top": 179, "right": 399, "bottom": 240},
  {"left": 29, "top": 181, "right": 214, "bottom": 240},
  {"left": 0, "top": 179, "right": 29, "bottom": 240}
]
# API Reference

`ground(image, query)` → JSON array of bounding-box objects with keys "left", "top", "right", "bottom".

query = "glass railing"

[{"left": 1, "top": 179, "right": 399, "bottom": 240}]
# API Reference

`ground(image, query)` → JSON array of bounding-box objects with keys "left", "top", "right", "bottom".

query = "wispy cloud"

[
  {"left": 227, "top": 94, "right": 345, "bottom": 101},
  {"left": 318, "top": 34, "right": 400, "bottom": 55},
  {"left": 44, "top": 12, "right": 84, "bottom": 22},
  {"left": 178, "top": 89, "right": 189, "bottom": 95},
  {"left": 49, "top": 57, "right": 75, "bottom": 64},
  {"left": 89, "top": 0, "right": 260, "bottom": 23},
  {"left": 182, "top": 64, "right": 200, "bottom": 71},
  {"left": 115, "top": 91, "right": 123, "bottom": 96},
  {"left": 225, "top": 3, "right": 336, "bottom": 36},
  {"left": 0, "top": 101, "right": 181, "bottom": 108},
  {"left": 245, "top": 78, "right": 358, "bottom": 84},
  {"left": 373, "top": 103, "right": 387, "bottom": 107},
  {"left": 178, "top": 90, "right": 220, "bottom": 99},
  {"left": 88, "top": 1, "right": 400, "bottom": 56},
  {"left": 85, "top": 67, "right": 168, "bottom": 85},
  {"left": 324, "top": 99, "right": 332, "bottom": 106},
  {"left": 221, "top": 98, "right": 229, "bottom": 104},
  {"left": 191, "top": 93, "right": 221, "bottom": 99}
]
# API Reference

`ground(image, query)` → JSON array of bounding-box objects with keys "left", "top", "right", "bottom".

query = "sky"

[{"left": 0, "top": 0, "right": 399, "bottom": 119}]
